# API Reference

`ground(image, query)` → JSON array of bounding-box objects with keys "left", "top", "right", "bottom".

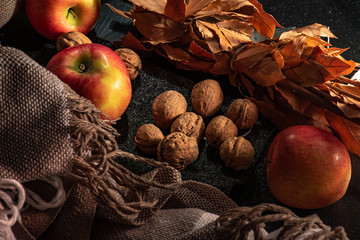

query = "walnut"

[
  {"left": 219, "top": 136, "right": 255, "bottom": 171},
  {"left": 152, "top": 90, "right": 187, "bottom": 129},
  {"left": 205, "top": 115, "right": 238, "bottom": 149},
  {"left": 56, "top": 31, "right": 92, "bottom": 52},
  {"left": 114, "top": 48, "right": 142, "bottom": 80},
  {"left": 134, "top": 124, "right": 164, "bottom": 155},
  {"left": 170, "top": 112, "right": 205, "bottom": 143},
  {"left": 191, "top": 79, "right": 224, "bottom": 118},
  {"left": 227, "top": 99, "right": 258, "bottom": 130},
  {"left": 157, "top": 132, "right": 199, "bottom": 170}
]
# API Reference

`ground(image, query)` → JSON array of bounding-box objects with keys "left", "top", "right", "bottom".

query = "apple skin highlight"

[
  {"left": 25, "top": 0, "right": 101, "bottom": 40},
  {"left": 46, "top": 43, "right": 132, "bottom": 121}
]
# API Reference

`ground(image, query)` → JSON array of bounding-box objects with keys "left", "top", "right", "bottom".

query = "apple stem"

[
  {"left": 79, "top": 64, "right": 86, "bottom": 73},
  {"left": 67, "top": 8, "right": 78, "bottom": 19}
]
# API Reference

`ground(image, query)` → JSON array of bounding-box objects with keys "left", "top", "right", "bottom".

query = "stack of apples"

[{"left": 26, "top": 0, "right": 132, "bottom": 121}]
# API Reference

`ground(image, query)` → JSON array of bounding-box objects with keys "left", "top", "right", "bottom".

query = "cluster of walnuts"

[{"left": 135, "top": 79, "right": 259, "bottom": 171}]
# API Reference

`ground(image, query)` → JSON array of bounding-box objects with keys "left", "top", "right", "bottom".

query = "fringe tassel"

[
  {"left": 215, "top": 203, "right": 348, "bottom": 240},
  {"left": 24, "top": 176, "right": 66, "bottom": 211},
  {"left": 64, "top": 83, "right": 176, "bottom": 221},
  {"left": 0, "top": 179, "right": 26, "bottom": 240}
]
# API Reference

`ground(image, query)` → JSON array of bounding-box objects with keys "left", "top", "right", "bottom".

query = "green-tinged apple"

[
  {"left": 46, "top": 43, "right": 132, "bottom": 121},
  {"left": 266, "top": 125, "right": 351, "bottom": 209},
  {"left": 25, "top": 0, "right": 101, "bottom": 40}
]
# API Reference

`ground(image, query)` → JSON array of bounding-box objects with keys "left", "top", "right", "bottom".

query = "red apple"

[
  {"left": 25, "top": 0, "right": 101, "bottom": 40},
  {"left": 266, "top": 125, "right": 351, "bottom": 209},
  {"left": 46, "top": 43, "right": 132, "bottom": 121}
]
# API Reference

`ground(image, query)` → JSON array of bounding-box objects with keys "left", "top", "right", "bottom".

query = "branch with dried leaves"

[{"left": 108, "top": 0, "right": 360, "bottom": 156}]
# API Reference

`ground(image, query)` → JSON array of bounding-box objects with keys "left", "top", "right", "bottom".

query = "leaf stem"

[
  {"left": 277, "top": 79, "right": 344, "bottom": 117},
  {"left": 336, "top": 76, "right": 360, "bottom": 88},
  {"left": 324, "top": 82, "right": 360, "bottom": 102}
]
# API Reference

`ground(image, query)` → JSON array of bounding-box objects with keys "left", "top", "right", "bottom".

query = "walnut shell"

[
  {"left": 135, "top": 124, "right": 164, "bottom": 155},
  {"left": 205, "top": 115, "right": 238, "bottom": 149},
  {"left": 219, "top": 136, "right": 255, "bottom": 171},
  {"left": 115, "top": 48, "right": 142, "bottom": 80},
  {"left": 191, "top": 79, "right": 224, "bottom": 118},
  {"left": 227, "top": 99, "right": 258, "bottom": 130},
  {"left": 170, "top": 112, "right": 205, "bottom": 143},
  {"left": 152, "top": 90, "right": 187, "bottom": 129},
  {"left": 56, "top": 31, "right": 92, "bottom": 52},
  {"left": 157, "top": 132, "right": 199, "bottom": 170}
]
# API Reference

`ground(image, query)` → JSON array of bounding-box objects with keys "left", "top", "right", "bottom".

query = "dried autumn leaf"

[
  {"left": 313, "top": 53, "right": 352, "bottom": 77},
  {"left": 249, "top": 97, "right": 309, "bottom": 129},
  {"left": 271, "top": 49, "right": 284, "bottom": 69},
  {"left": 326, "top": 47, "right": 350, "bottom": 56},
  {"left": 185, "top": 0, "right": 215, "bottom": 17},
  {"left": 128, "top": 0, "right": 166, "bottom": 15},
  {"left": 326, "top": 110, "right": 360, "bottom": 156},
  {"left": 232, "top": 42, "right": 275, "bottom": 73},
  {"left": 337, "top": 103, "right": 360, "bottom": 119},
  {"left": 216, "top": 18, "right": 253, "bottom": 47},
  {"left": 132, "top": 11, "right": 187, "bottom": 43},
  {"left": 248, "top": 0, "right": 283, "bottom": 37},
  {"left": 119, "top": 31, "right": 153, "bottom": 52},
  {"left": 245, "top": 56, "right": 285, "bottom": 86},
  {"left": 331, "top": 83, "right": 360, "bottom": 107},
  {"left": 194, "top": 0, "right": 253, "bottom": 18},
  {"left": 189, "top": 40, "right": 216, "bottom": 61},
  {"left": 106, "top": 3, "right": 131, "bottom": 18},
  {"left": 280, "top": 23, "right": 337, "bottom": 40},
  {"left": 280, "top": 34, "right": 307, "bottom": 69},
  {"left": 275, "top": 84, "right": 311, "bottom": 114},
  {"left": 248, "top": 97, "right": 286, "bottom": 129},
  {"left": 195, "top": 20, "right": 232, "bottom": 53},
  {"left": 164, "top": 0, "right": 186, "bottom": 22},
  {"left": 283, "top": 59, "right": 333, "bottom": 87}
]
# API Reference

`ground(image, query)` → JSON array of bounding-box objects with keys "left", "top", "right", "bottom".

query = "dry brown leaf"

[
  {"left": 280, "top": 34, "right": 307, "bottom": 69},
  {"left": 216, "top": 17, "right": 253, "bottom": 36},
  {"left": 156, "top": 43, "right": 214, "bottom": 71},
  {"left": 164, "top": 0, "right": 186, "bottom": 22},
  {"left": 195, "top": 0, "right": 253, "bottom": 18},
  {"left": 249, "top": 97, "right": 309, "bottom": 129},
  {"left": 195, "top": 20, "right": 232, "bottom": 53},
  {"left": 218, "top": 27, "right": 252, "bottom": 48},
  {"left": 275, "top": 84, "right": 311, "bottom": 114},
  {"left": 128, "top": 0, "right": 166, "bottom": 15},
  {"left": 337, "top": 103, "right": 360, "bottom": 119},
  {"left": 332, "top": 83, "right": 360, "bottom": 107},
  {"left": 248, "top": 0, "right": 283, "bottom": 37},
  {"left": 133, "top": 11, "right": 187, "bottom": 43},
  {"left": 312, "top": 53, "right": 352, "bottom": 77},
  {"left": 283, "top": 59, "right": 333, "bottom": 87},
  {"left": 185, "top": 0, "right": 216, "bottom": 17},
  {"left": 248, "top": 97, "right": 286, "bottom": 129},
  {"left": 280, "top": 23, "right": 337, "bottom": 40},
  {"left": 326, "top": 47, "right": 349, "bottom": 56},
  {"left": 189, "top": 40, "right": 217, "bottom": 61},
  {"left": 326, "top": 110, "right": 360, "bottom": 156},
  {"left": 232, "top": 42, "right": 275, "bottom": 73},
  {"left": 119, "top": 31, "right": 153, "bottom": 52},
  {"left": 245, "top": 56, "right": 285, "bottom": 86},
  {"left": 106, "top": 3, "right": 132, "bottom": 18},
  {"left": 271, "top": 49, "right": 284, "bottom": 69}
]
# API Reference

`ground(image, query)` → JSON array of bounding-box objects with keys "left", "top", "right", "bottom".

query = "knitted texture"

[
  {"left": 0, "top": 46, "right": 73, "bottom": 182},
  {"left": 0, "top": 0, "right": 24, "bottom": 28}
]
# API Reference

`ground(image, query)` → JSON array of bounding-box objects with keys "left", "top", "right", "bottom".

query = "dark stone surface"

[{"left": 1, "top": 0, "right": 359, "bottom": 238}]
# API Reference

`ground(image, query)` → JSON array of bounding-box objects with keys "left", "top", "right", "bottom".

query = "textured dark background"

[{"left": 1, "top": 0, "right": 360, "bottom": 238}]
